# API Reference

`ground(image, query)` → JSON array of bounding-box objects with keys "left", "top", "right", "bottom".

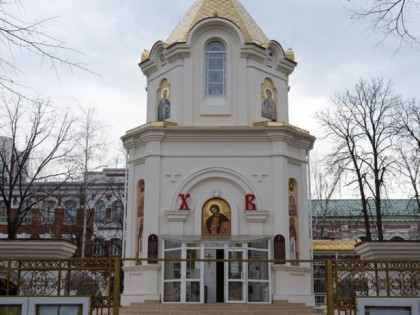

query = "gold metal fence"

[
  {"left": 2, "top": 256, "right": 420, "bottom": 315},
  {"left": 0, "top": 257, "right": 122, "bottom": 315},
  {"left": 325, "top": 259, "right": 420, "bottom": 315}
]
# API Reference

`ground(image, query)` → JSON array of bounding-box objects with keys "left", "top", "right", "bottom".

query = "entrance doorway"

[
  {"left": 162, "top": 240, "right": 270, "bottom": 304},
  {"left": 203, "top": 249, "right": 224, "bottom": 303}
]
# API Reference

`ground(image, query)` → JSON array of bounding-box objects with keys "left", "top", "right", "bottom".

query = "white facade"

[{"left": 121, "top": 0, "right": 315, "bottom": 306}]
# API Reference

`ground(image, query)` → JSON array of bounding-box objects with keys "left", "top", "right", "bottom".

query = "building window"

[
  {"left": 63, "top": 200, "right": 77, "bottom": 224},
  {"left": 21, "top": 210, "right": 32, "bottom": 225},
  {"left": 93, "top": 238, "right": 105, "bottom": 257},
  {"left": 94, "top": 200, "right": 106, "bottom": 224},
  {"left": 205, "top": 41, "right": 226, "bottom": 97},
  {"left": 41, "top": 201, "right": 56, "bottom": 225},
  {"left": 110, "top": 238, "right": 122, "bottom": 257},
  {"left": 111, "top": 200, "right": 123, "bottom": 223},
  {"left": 20, "top": 200, "right": 33, "bottom": 224},
  {"left": 0, "top": 201, "right": 6, "bottom": 223}
]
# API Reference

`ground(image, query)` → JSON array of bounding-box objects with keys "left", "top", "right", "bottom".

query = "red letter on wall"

[
  {"left": 245, "top": 194, "right": 257, "bottom": 210},
  {"left": 178, "top": 194, "right": 191, "bottom": 210}
]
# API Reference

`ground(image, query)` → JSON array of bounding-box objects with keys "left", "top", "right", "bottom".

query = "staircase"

[{"left": 119, "top": 300, "right": 325, "bottom": 315}]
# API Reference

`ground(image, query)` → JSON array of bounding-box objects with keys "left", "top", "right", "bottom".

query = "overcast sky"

[{"left": 3, "top": 0, "right": 420, "bottom": 175}]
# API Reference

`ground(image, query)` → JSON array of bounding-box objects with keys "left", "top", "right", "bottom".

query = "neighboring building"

[
  {"left": 0, "top": 136, "right": 28, "bottom": 183},
  {"left": 121, "top": 0, "right": 315, "bottom": 307},
  {"left": 0, "top": 137, "right": 12, "bottom": 176},
  {"left": 0, "top": 168, "right": 126, "bottom": 258},
  {"left": 312, "top": 199, "right": 420, "bottom": 241},
  {"left": 310, "top": 198, "right": 420, "bottom": 307}
]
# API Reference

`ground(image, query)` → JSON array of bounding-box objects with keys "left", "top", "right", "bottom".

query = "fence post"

[
  {"left": 113, "top": 258, "right": 121, "bottom": 315},
  {"left": 325, "top": 259, "right": 334, "bottom": 315},
  {"left": 6, "top": 259, "right": 12, "bottom": 295}
]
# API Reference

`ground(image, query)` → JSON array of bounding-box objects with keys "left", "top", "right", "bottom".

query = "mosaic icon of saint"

[
  {"left": 158, "top": 88, "right": 170, "bottom": 121},
  {"left": 261, "top": 88, "right": 277, "bottom": 121},
  {"left": 205, "top": 204, "right": 229, "bottom": 234}
]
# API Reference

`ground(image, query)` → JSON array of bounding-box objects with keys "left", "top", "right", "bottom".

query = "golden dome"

[{"left": 166, "top": 0, "right": 269, "bottom": 47}]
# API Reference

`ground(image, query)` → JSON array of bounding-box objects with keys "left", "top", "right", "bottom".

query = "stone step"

[
  {"left": 119, "top": 301, "right": 324, "bottom": 315},
  {"left": 123, "top": 304, "right": 313, "bottom": 310},
  {"left": 121, "top": 312, "right": 321, "bottom": 315}
]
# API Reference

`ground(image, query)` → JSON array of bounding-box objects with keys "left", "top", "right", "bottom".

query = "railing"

[
  {"left": 2, "top": 257, "right": 420, "bottom": 315},
  {"left": 313, "top": 260, "right": 327, "bottom": 306},
  {"left": 0, "top": 258, "right": 122, "bottom": 315},
  {"left": 325, "top": 259, "right": 420, "bottom": 315},
  {"left": 313, "top": 254, "right": 359, "bottom": 308}
]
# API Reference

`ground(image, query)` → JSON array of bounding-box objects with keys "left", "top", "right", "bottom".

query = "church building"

[{"left": 121, "top": 0, "right": 315, "bottom": 306}]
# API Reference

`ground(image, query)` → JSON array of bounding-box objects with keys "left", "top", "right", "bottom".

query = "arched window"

[
  {"left": 41, "top": 200, "right": 56, "bottom": 225},
  {"left": 63, "top": 200, "right": 77, "bottom": 224},
  {"left": 110, "top": 238, "right": 122, "bottom": 257},
  {"left": 111, "top": 200, "right": 123, "bottom": 222},
  {"left": 205, "top": 41, "right": 226, "bottom": 97},
  {"left": 93, "top": 238, "right": 105, "bottom": 257},
  {"left": 94, "top": 200, "right": 106, "bottom": 223},
  {"left": 0, "top": 201, "right": 6, "bottom": 223},
  {"left": 20, "top": 200, "right": 33, "bottom": 224},
  {"left": 390, "top": 236, "right": 405, "bottom": 241}
]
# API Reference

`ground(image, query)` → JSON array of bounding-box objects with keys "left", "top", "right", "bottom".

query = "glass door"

[{"left": 225, "top": 249, "right": 247, "bottom": 303}]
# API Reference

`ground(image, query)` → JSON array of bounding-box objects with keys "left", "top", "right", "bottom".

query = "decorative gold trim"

[
  {"left": 252, "top": 121, "right": 285, "bottom": 127},
  {"left": 252, "top": 121, "right": 310, "bottom": 134},
  {"left": 313, "top": 239, "right": 359, "bottom": 251},
  {"left": 148, "top": 121, "right": 178, "bottom": 127}
]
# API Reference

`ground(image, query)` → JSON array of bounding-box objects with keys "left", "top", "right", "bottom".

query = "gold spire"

[{"left": 166, "top": 0, "right": 269, "bottom": 47}]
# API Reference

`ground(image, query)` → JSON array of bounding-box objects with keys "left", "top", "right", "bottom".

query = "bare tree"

[
  {"left": 73, "top": 105, "right": 110, "bottom": 178},
  {"left": 64, "top": 105, "right": 111, "bottom": 257},
  {"left": 394, "top": 99, "right": 420, "bottom": 209},
  {"left": 346, "top": 0, "right": 419, "bottom": 47},
  {"left": 311, "top": 157, "right": 342, "bottom": 239},
  {"left": 0, "top": 1, "right": 90, "bottom": 94},
  {"left": 316, "top": 77, "right": 400, "bottom": 240},
  {"left": 316, "top": 99, "right": 372, "bottom": 240},
  {"left": 0, "top": 91, "right": 76, "bottom": 239},
  {"left": 395, "top": 99, "right": 420, "bottom": 150}
]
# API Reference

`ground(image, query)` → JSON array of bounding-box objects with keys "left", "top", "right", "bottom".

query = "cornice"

[
  {"left": 240, "top": 44, "right": 266, "bottom": 63},
  {"left": 276, "top": 59, "right": 297, "bottom": 75},
  {"left": 139, "top": 59, "right": 158, "bottom": 77},
  {"left": 165, "top": 44, "right": 191, "bottom": 63},
  {"left": 122, "top": 122, "right": 315, "bottom": 151}
]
